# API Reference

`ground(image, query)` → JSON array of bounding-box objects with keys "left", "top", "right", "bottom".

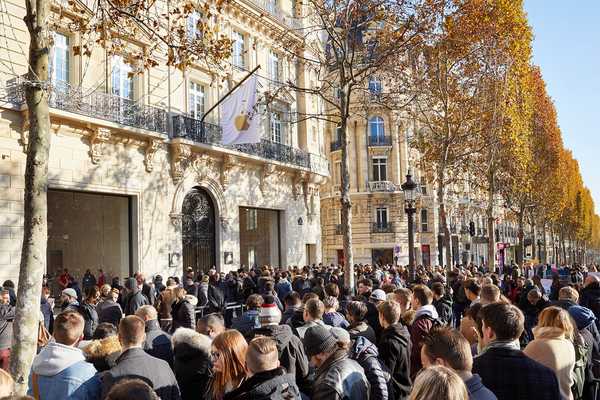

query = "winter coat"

[
  {"left": 96, "top": 298, "right": 123, "bottom": 328},
  {"left": 232, "top": 310, "right": 261, "bottom": 336},
  {"left": 247, "top": 324, "right": 309, "bottom": 389},
  {"left": 409, "top": 305, "right": 439, "bottom": 378},
  {"left": 78, "top": 302, "right": 99, "bottom": 340},
  {"left": 142, "top": 282, "right": 157, "bottom": 306},
  {"left": 172, "top": 328, "right": 212, "bottom": 400},
  {"left": 524, "top": 327, "right": 576, "bottom": 400},
  {"left": 580, "top": 282, "right": 600, "bottom": 330},
  {"left": 123, "top": 285, "right": 149, "bottom": 315},
  {"left": 379, "top": 322, "right": 411, "bottom": 400},
  {"left": 464, "top": 374, "right": 497, "bottom": 400},
  {"left": 323, "top": 311, "right": 350, "bottom": 329},
  {"left": 40, "top": 297, "right": 54, "bottom": 333},
  {"left": 0, "top": 303, "right": 15, "bottom": 350},
  {"left": 28, "top": 341, "right": 98, "bottom": 400},
  {"left": 276, "top": 279, "right": 293, "bottom": 302},
  {"left": 349, "top": 336, "right": 389, "bottom": 400},
  {"left": 312, "top": 350, "right": 370, "bottom": 400},
  {"left": 102, "top": 347, "right": 181, "bottom": 400},
  {"left": 223, "top": 367, "right": 300, "bottom": 400},
  {"left": 83, "top": 335, "right": 122, "bottom": 372},
  {"left": 365, "top": 301, "right": 383, "bottom": 336},
  {"left": 294, "top": 319, "right": 330, "bottom": 339},
  {"left": 155, "top": 286, "right": 176, "bottom": 320},
  {"left": 432, "top": 295, "right": 453, "bottom": 325},
  {"left": 144, "top": 319, "right": 173, "bottom": 366},
  {"left": 348, "top": 321, "right": 377, "bottom": 345},
  {"left": 171, "top": 299, "right": 196, "bottom": 332},
  {"left": 282, "top": 306, "right": 302, "bottom": 326}
]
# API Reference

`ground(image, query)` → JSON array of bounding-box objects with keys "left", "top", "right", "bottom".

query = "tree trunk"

[
  {"left": 516, "top": 210, "right": 524, "bottom": 266},
  {"left": 11, "top": 0, "right": 51, "bottom": 394},
  {"left": 531, "top": 221, "right": 537, "bottom": 262},
  {"left": 339, "top": 88, "right": 354, "bottom": 293},
  {"left": 436, "top": 169, "right": 451, "bottom": 268},
  {"left": 542, "top": 221, "right": 548, "bottom": 264},
  {"left": 486, "top": 171, "right": 495, "bottom": 272}
]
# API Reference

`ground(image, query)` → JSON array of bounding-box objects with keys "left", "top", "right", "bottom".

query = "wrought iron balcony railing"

[
  {"left": 369, "top": 181, "right": 397, "bottom": 192},
  {"left": 6, "top": 78, "right": 167, "bottom": 133},
  {"left": 248, "top": 0, "right": 302, "bottom": 30},
  {"left": 372, "top": 222, "right": 394, "bottom": 233},
  {"left": 368, "top": 135, "right": 392, "bottom": 146},
  {"left": 330, "top": 140, "right": 342, "bottom": 152}
]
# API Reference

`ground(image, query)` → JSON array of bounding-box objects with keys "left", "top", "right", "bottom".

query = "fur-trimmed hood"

[
  {"left": 172, "top": 327, "right": 211, "bottom": 353},
  {"left": 83, "top": 335, "right": 122, "bottom": 372}
]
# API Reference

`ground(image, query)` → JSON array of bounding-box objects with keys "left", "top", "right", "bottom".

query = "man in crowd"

[
  {"left": 155, "top": 277, "right": 177, "bottom": 330},
  {"left": 123, "top": 277, "right": 149, "bottom": 316},
  {"left": 232, "top": 294, "right": 263, "bottom": 335},
  {"left": 409, "top": 284, "right": 439, "bottom": 377},
  {"left": 97, "top": 285, "right": 123, "bottom": 328},
  {"left": 356, "top": 279, "right": 373, "bottom": 302},
  {"left": 102, "top": 315, "right": 181, "bottom": 400},
  {"left": 0, "top": 290, "right": 15, "bottom": 371},
  {"left": 60, "top": 288, "right": 80, "bottom": 312},
  {"left": 378, "top": 300, "right": 411, "bottom": 400},
  {"left": 136, "top": 272, "right": 157, "bottom": 306},
  {"left": 421, "top": 326, "right": 496, "bottom": 400},
  {"left": 136, "top": 305, "right": 173, "bottom": 366},
  {"left": 473, "top": 302, "right": 560, "bottom": 400},
  {"left": 196, "top": 313, "right": 225, "bottom": 340},
  {"left": 28, "top": 311, "right": 97, "bottom": 399},
  {"left": 365, "top": 289, "right": 386, "bottom": 336},
  {"left": 295, "top": 298, "right": 329, "bottom": 339}
]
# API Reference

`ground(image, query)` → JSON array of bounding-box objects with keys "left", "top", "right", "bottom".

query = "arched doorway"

[{"left": 182, "top": 187, "right": 216, "bottom": 276}]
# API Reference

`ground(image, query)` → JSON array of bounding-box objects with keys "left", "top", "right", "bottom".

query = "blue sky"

[{"left": 524, "top": 1, "right": 600, "bottom": 213}]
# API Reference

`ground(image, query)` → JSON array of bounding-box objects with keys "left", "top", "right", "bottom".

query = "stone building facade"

[{"left": 0, "top": 0, "right": 328, "bottom": 284}]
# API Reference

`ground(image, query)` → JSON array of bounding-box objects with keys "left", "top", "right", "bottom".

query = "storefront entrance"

[{"left": 182, "top": 188, "right": 217, "bottom": 276}]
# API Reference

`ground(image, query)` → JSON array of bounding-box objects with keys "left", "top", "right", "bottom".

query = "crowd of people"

[{"left": 0, "top": 261, "right": 600, "bottom": 400}]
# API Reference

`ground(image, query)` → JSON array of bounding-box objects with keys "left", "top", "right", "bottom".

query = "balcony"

[
  {"left": 247, "top": 0, "right": 302, "bottom": 30},
  {"left": 330, "top": 140, "right": 343, "bottom": 152},
  {"left": 368, "top": 135, "right": 392, "bottom": 146},
  {"left": 372, "top": 222, "right": 394, "bottom": 234},
  {"left": 6, "top": 78, "right": 167, "bottom": 133},
  {"left": 369, "top": 181, "right": 397, "bottom": 192}
]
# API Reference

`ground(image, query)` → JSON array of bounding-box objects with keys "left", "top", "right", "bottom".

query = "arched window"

[{"left": 369, "top": 116, "right": 385, "bottom": 142}]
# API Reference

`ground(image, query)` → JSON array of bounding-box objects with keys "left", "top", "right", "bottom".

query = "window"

[
  {"left": 188, "top": 81, "right": 205, "bottom": 119},
  {"left": 376, "top": 207, "right": 388, "bottom": 226},
  {"left": 420, "top": 176, "right": 427, "bottom": 195},
  {"left": 368, "top": 77, "right": 382, "bottom": 95},
  {"left": 335, "top": 126, "right": 342, "bottom": 142},
  {"left": 270, "top": 111, "right": 283, "bottom": 143},
  {"left": 111, "top": 55, "right": 133, "bottom": 100},
  {"left": 335, "top": 161, "right": 341, "bottom": 184},
  {"left": 51, "top": 33, "right": 69, "bottom": 84},
  {"left": 372, "top": 157, "right": 387, "bottom": 181},
  {"left": 187, "top": 12, "right": 202, "bottom": 40},
  {"left": 232, "top": 31, "right": 245, "bottom": 68},
  {"left": 266, "top": 0, "right": 277, "bottom": 13},
  {"left": 421, "top": 209, "right": 428, "bottom": 232},
  {"left": 248, "top": 246, "right": 256, "bottom": 267},
  {"left": 369, "top": 116, "right": 385, "bottom": 142},
  {"left": 246, "top": 209, "right": 257, "bottom": 231},
  {"left": 268, "top": 51, "right": 280, "bottom": 82}
]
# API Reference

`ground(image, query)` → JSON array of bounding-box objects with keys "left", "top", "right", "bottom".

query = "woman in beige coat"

[{"left": 524, "top": 306, "right": 576, "bottom": 400}]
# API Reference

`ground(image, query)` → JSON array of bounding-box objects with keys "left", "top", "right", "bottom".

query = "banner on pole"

[{"left": 220, "top": 75, "right": 260, "bottom": 145}]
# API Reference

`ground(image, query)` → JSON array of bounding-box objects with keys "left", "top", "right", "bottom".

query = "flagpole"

[{"left": 200, "top": 65, "right": 261, "bottom": 125}]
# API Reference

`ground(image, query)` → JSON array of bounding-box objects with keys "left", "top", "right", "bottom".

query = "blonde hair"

[
  {"left": 246, "top": 337, "right": 279, "bottom": 373},
  {"left": 409, "top": 366, "right": 468, "bottom": 400},
  {"left": 0, "top": 368, "right": 13, "bottom": 398},
  {"left": 210, "top": 330, "right": 248, "bottom": 399},
  {"left": 537, "top": 306, "right": 575, "bottom": 341},
  {"left": 173, "top": 287, "right": 187, "bottom": 301}
]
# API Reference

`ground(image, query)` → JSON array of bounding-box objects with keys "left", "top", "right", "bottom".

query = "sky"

[{"left": 524, "top": 1, "right": 600, "bottom": 214}]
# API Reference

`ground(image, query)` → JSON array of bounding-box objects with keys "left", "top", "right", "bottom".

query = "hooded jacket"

[
  {"left": 223, "top": 367, "right": 300, "bottom": 400},
  {"left": 28, "top": 341, "right": 98, "bottom": 400},
  {"left": 247, "top": 324, "right": 309, "bottom": 388},
  {"left": 171, "top": 298, "right": 196, "bottom": 332},
  {"left": 123, "top": 278, "right": 149, "bottom": 315},
  {"left": 349, "top": 336, "right": 389, "bottom": 400},
  {"left": 348, "top": 321, "right": 377, "bottom": 345},
  {"left": 409, "top": 304, "right": 439, "bottom": 378},
  {"left": 83, "top": 335, "right": 122, "bottom": 372},
  {"left": 379, "top": 322, "right": 411, "bottom": 400},
  {"left": 144, "top": 319, "right": 173, "bottom": 366},
  {"left": 172, "top": 328, "right": 212, "bottom": 400}
]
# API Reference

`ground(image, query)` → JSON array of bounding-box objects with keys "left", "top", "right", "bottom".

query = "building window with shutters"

[
  {"left": 376, "top": 207, "right": 388, "bottom": 227},
  {"left": 232, "top": 31, "right": 245, "bottom": 68},
  {"left": 372, "top": 157, "right": 387, "bottom": 181},
  {"left": 111, "top": 55, "right": 133, "bottom": 100},
  {"left": 369, "top": 116, "right": 385, "bottom": 143},
  {"left": 270, "top": 111, "right": 283, "bottom": 143},
  {"left": 188, "top": 81, "right": 205, "bottom": 119},
  {"left": 421, "top": 209, "right": 428, "bottom": 232},
  {"left": 51, "top": 33, "right": 69, "bottom": 84}
]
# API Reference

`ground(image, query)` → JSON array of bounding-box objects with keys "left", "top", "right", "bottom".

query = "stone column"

[{"left": 354, "top": 119, "right": 365, "bottom": 192}]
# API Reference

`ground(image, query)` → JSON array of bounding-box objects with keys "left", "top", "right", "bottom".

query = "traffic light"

[{"left": 469, "top": 221, "right": 475, "bottom": 237}]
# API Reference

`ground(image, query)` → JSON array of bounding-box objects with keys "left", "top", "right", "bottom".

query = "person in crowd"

[
  {"left": 472, "top": 302, "right": 560, "bottom": 400},
  {"left": 58, "top": 269, "right": 71, "bottom": 291},
  {"left": 295, "top": 298, "right": 329, "bottom": 339},
  {"left": 155, "top": 277, "right": 177, "bottom": 330},
  {"left": 171, "top": 327, "right": 212, "bottom": 400},
  {"left": 357, "top": 279, "right": 373, "bottom": 302},
  {"left": 96, "top": 269, "right": 106, "bottom": 288},
  {"left": 410, "top": 284, "right": 439, "bottom": 378},
  {"left": 261, "top": 281, "right": 284, "bottom": 311},
  {"left": 523, "top": 306, "right": 576, "bottom": 400},
  {"left": 0, "top": 368, "right": 13, "bottom": 397},
  {"left": 82, "top": 269, "right": 97, "bottom": 290},
  {"left": 275, "top": 271, "right": 293, "bottom": 302},
  {"left": 553, "top": 286, "right": 580, "bottom": 310},
  {"left": 460, "top": 302, "right": 483, "bottom": 349},
  {"left": 0, "top": 290, "right": 15, "bottom": 371},
  {"left": 522, "top": 288, "right": 549, "bottom": 343},
  {"left": 393, "top": 288, "right": 415, "bottom": 325},
  {"left": 83, "top": 322, "right": 121, "bottom": 372},
  {"left": 463, "top": 279, "right": 481, "bottom": 305},
  {"left": 451, "top": 273, "right": 469, "bottom": 328},
  {"left": 1, "top": 281, "right": 16, "bottom": 307},
  {"left": 232, "top": 294, "right": 263, "bottom": 335},
  {"left": 303, "top": 325, "right": 370, "bottom": 400},
  {"left": 198, "top": 275, "right": 226, "bottom": 315},
  {"left": 431, "top": 282, "right": 453, "bottom": 325},
  {"left": 154, "top": 275, "right": 166, "bottom": 294},
  {"left": 346, "top": 300, "right": 377, "bottom": 344},
  {"left": 97, "top": 285, "right": 123, "bottom": 328},
  {"left": 409, "top": 365, "right": 469, "bottom": 400},
  {"left": 366, "top": 289, "right": 386, "bottom": 336},
  {"left": 246, "top": 295, "right": 309, "bottom": 390},
  {"left": 421, "top": 326, "right": 496, "bottom": 400},
  {"left": 170, "top": 287, "right": 196, "bottom": 332},
  {"left": 197, "top": 313, "right": 226, "bottom": 340},
  {"left": 123, "top": 277, "right": 149, "bottom": 316},
  {"left": 479, "top": 285, "right": 501, "bottom": 306},
  {"left": 223, "top": 337, "right": 301, "bottom": 400},
  {"left": 331, "top": 327, "right": 389, "bottom": 400},
  {"left": 80, "top": 285, "right": 100, "bottom": 340},
  {"left": 378, "top": 300, "right": 412, "bottom": 400},
  {"left": 40, "top": 286, "right": 54, "bottom": 333},
  {"left": 105, "top": 378, "right": 159, "bottom": 400},
  {"left": 28, "top": 311, "right": 97, "bottom": 399},
  {"left": 136, "top": 272, "right": 157, "bottom": 306},
  {"left": 322, "top": 296, "right": 349, "bottom": 328},
  {"left": 136, "top": 305, "right": 173, "bottom": 366},
  {"left": 60, "top": 287, "right": 80, "bottom": 312},
  {"left": 282, "top": 291, "right": 302, "bottom": 326},
  {"left": 68, "top": 276, "right": 82, "bottom": 302},
  {"left": 102, "top": 315, "right": 180, "bottom": 400},
  {"left": 580, "top": 275, "right": 600, "bottom": 328},
  {"left": 209, "top": 330, "right": 248, "bottom": 400}
]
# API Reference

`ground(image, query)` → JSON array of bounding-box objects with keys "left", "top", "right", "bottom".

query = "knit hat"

[
  {"left": 568, "top": 305, "right": 596, "bottom": 330},
  {"left": 330, "top": 327, "right": 351, "bottom": 344},
  {"left": 259, "top": 295, "right": 282, "bottom": 325},
  {"left": 304, "top": 325, "right": 337, "bottom": 357},
  {"left": 62, "top": 288, "right": 77, "bottom": 299}
]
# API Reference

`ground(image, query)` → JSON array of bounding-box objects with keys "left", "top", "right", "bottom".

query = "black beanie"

[{"left": 304, "top": 325, "right": 337, "bottom": 357}]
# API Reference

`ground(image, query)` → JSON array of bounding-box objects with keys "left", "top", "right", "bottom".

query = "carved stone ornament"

[
  {"left": 260, "top": 163, "right": 278, "bottom": 193},
  {"left": 144, "top": 139, "right": 161, "bottom": 173},
  {"left": 89, "top": 127, "right": 111, "bottom": 164},
  {"left": 221, "top": 154, "right": 240, "bottom": 189},
  {"left": 193, "top": 153, "right": 219, "bottom": 182},
  {"left": 292, "top": 171, "right": 308, "bottom": 200},
  {"left": 169, "top": 212, "right": 182, "bottom": 228},
  {"left": 170, "top": 143, "right": 192, "bottom": 184}
]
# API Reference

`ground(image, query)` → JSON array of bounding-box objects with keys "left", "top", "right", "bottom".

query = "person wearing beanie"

[
  {"left": 60, "top": 288, "right": 80, "bottom": 312},
  {"left": 123, "top": 277, "right": 149, "bottom": 316},
  {"left": 304, "top": 325, "right": 369, "bottom": 400},
  {"left": 246, "top": 295, "right": 310, "bottom": 393}
]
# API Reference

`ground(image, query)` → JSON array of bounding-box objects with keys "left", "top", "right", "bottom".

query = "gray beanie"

[{"left": 303, "top": 325, "right": 337, "bottom": 357}]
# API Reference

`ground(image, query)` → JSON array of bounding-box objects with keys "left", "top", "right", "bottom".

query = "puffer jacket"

[
  {"left": 223, "top": 367, "right": 300, "bottom": 400},
  {"left": 312, "top": 349, "right": 370, "bottom": 400},
  {"left": 171, "top": 298, "right": 196, "bottom": 332},
  {"left": 379, "top": 322, "right": 411, "bottom": 400},
  {"left": 349, "top": 336, "right": 389, "bottom": 400},
  {"left": 172, "top": 328, "right": 212, "bottom": 400}
]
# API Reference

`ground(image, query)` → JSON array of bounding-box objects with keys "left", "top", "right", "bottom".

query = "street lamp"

[{"left": 401, "top": 172, "right": 419, "bottom": 282}]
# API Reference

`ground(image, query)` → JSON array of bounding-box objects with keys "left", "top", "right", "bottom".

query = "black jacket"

[
  {"left": 78, "top": 302, "right": 99, "bottom": 340},
  {"left": 433, "top": 296, "right": 453, "bottom": 325},
  {"left": 365, "top": 301, "right": 383, "bottom": 336},
  {"left": 247, "top": 324, "right": 309, "bottom": 390},
  {"left": 142, "top": 283, "right": 157, "bottom": 306},
  {"left": 349, "top": 336, "right": 389, "bottom": 400},
  {"left": 223, "top": 367, "right": 300, "bottom": 400},
  {"left": 472, "top": 346, "right": 560, "bottom": 400},
  {"left": 172, "top": 330, "right": 211, "bottom": 400},
  {"left": 580, "top": 283, "right": 600, "bottom": 329},
  {"left": 312, "top": 350, "right": 370, "bottom": 400},
  {"left": 144, "top": 319, "right": 173, "bottom": 367},
  {"left": 348, "top": 321, "right": 377, "bottom": 345},
  {"left": 102, "top": 347, "right": 181, "bottom": 400},
  {"left": 378, "top": 323, "right": 411, "bottom": 400},
  {"left": 124, "top": 289, "right": 149, "bottom": 316},
  {"left": 97, "top": 298, "right": 123, "bottom": 328},
  {"left": 171, "top": 299, "right": 196, "bottom": 332}
]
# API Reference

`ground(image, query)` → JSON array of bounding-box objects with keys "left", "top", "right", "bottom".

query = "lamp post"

[{"left": 401, "top": 172, "right": 418, "bottom": 282}]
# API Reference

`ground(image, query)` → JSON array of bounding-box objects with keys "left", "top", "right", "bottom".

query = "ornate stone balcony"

[
  {"left": 246, "top": 0, "right": 302, "bottom": 30},
  {"left": 372, "top": 222, "right": 394, "bottom": 233},
  {"left": 368, "top": 135, "right": 392, "bottom": 146},
  {"left": 369, "top": 180, "right": 397, "bottom": 192}
]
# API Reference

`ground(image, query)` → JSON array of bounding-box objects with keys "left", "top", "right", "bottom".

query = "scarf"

[{"left": 479, "top": 339, "right": 520, "bottom": 356}]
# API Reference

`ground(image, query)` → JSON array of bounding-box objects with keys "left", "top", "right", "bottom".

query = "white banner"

[{"left": 220, "top": 75, "right": 260, "bottom": 145}]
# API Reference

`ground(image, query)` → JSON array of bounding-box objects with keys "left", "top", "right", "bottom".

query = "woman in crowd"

[
  {"left": 524, "top": 306, "right": 576, "bottom": 400},
  {"left": 209, "top": 330, "right": 248, "bottom": 400},
  {"left": 409, "top": 365, "right": 468, "bottom": 400},
  {"left": 171, "top": 287, "right": 195, "bottom": 332}
]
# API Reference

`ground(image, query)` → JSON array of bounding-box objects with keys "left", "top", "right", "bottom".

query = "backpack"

[{"left": 571, "top": 332, "right": 591, "bottom": 400}]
